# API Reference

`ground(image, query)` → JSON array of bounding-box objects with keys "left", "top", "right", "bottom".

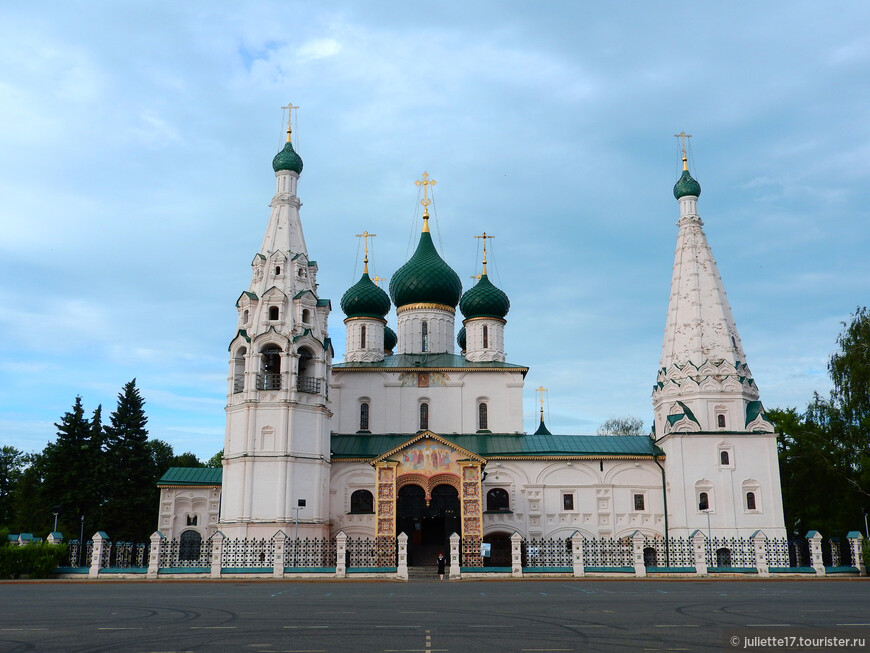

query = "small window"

[
  {"left": 421, "top": 321, "right": 428, "bottom": 352},
  {"left": 720, "top": 450, "right": 729, "bottom": 466},
  {"left": 698, "top": 492, "right": 709, "bottom": 511},
  {"left": 360, "top": 325, "right": 367, "bottom": 349},
  {"left": 275, "top": 266, "right": 281, "bottom": 275},
  {"left": 717, "top": 414, "right": 726, "bottom": 428},
  {"left": 350, "top": 489, "right": 374, "bottom": 514},
  {"left": 482, "top": 325, "right": 489, "bottom": 349},
  {"left": 419, "top": 403, "right": 429, "bottom": 431},
  {"left": 563, "top": 493, "right": 574, "bottom": 511},
  {"left": 186, "top": 514, "right": 197, "bottom": 526},
  {"left": 302, "top": 309, "right": 310, "bottom": 324},
  {"left": 486, "top": 488, "right": 510, "bottom": 511},
  {"left": 478, "top": 403, "right": 488, "bottom": 430},
  {"left": 269, "top": 306, "right": 279, "bottom": 320},
  {"left": 242, "top": 309, "right": 249, "bottom": 324},
  {"left": 359, "top": 402, "right": 369, "bottom": 431},
  {"left": 634, "top": 494, "right": 645, "bottom": 511},
  {"left": 746, "top": 492, "right": 756, "bottom": 510}
]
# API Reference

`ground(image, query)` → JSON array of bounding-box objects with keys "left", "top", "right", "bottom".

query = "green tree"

[
  {"left": 205, "top": 450, "right": 223, "bottom": 468},
  {"left": 597, "top": 416, "right": 645, "bottom": 436},
  {"left": 0, "top": 447, "right": 26, "bottom": 527}
]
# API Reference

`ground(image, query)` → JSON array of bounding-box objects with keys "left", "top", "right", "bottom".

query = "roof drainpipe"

[{"left": 653, "top": 453, "right": 670, "bottom": 567}]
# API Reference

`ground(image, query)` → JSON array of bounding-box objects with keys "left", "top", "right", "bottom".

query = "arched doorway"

[{"left": 396, "top": 483, "right": 460, "bottom": 566}]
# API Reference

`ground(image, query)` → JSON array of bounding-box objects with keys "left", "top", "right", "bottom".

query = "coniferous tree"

[{"left": 0, "top": 446, "right": 26, "bottom": 527}]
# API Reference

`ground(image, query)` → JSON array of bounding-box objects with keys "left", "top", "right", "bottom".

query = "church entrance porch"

[{"left": 397, "top": 484, "right": 460, "bottom": 566}]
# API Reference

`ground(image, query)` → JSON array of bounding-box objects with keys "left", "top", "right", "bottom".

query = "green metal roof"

[
  {"left": 459, "top": 273, "right": 510, "bottom": 320},
  {"left": 331, "top": 433, "right": 662, "bottom": 459},
  {"left": 341, "top": 272, "right": 391, "bottom": 318},
  {"left": 333, "top": 352, "right": 528, "bottom": 374},
  {"left": 673, "top": 168, "right": 701, "bottom": 199},
  {"left": 272, "top": 140, "right": 303, "bottom": 174},
  {"left": 157, "top": 467, "right": 222, "bottom": 486},
  {"left": 389, "top": 229, "right": 462, "bottom": 308}
]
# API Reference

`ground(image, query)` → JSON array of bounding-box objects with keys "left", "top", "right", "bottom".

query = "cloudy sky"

[{"left": 2, "top": 2, "right": 869, "bottom": 460}]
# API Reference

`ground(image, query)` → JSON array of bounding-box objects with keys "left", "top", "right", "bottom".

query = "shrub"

[{"left": 0, "top": 543, "right": 69, "bottom": 579}]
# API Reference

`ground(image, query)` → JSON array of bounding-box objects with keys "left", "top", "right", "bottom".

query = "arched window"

[
  {"left": 275, "top": 265, "right": 281, "bottom": 276},
  {"left": 259, "top": 345, "right": 281, "bottom": 390},
  {"left": 698, "top": 492, "right": 709, "bottom": 511},
  {"left": 421, "top": 321, "right": 428, "bottom": 352},
  {"left": 242, "top": 309, "right": 249, "bottom": 324},
  {"left": 419, "top": 403, "right": 429, "bottom": 431},
  {"left": 302, "top": 309, "right": 310, "bottom": 324},
  {"left": 717, "top": 414, "right": 726, "bottom": 428},
  {"left": 297, "top": 348, "right": 318, "bottom": 393},
  {"left": 360, "top": 325, "right": 367, "bottom": 349},
  {"left": 269, "top": 306, "right": 279, "bottom": 321},
  {"left": 478, "top": 403, "right": 488, "bottom": 430},
  {"left": 643, "top": 547, "right": 657, "bottom": 567},
  {"left": 233, "top": 347, "right": 246, "bottom": 393},
  {"left": 186, "top": 514, "right": 197, "bottom": 526},
  {"left": 746, "top": 491, "right": 756, "bottom": 510},
  {"left": 486, "top": 488, "right": 510, "bottom": 511},
  {"left": 359, "top": 402, "right": 370, "bottom": 431},
  {"left": 720, "top": 450, "right": 729, "bottom": 466},
  {"left": 716, "top": 547, "right": 731, "bottom": 568},
  {"left": 482, "top": 325, "right": 489, "bottom": 349},
  {"left": 350, "top": 489, "right": 374, "bottom": 514},
  {"left": 178, "top": 530, "right": 202, "bottom": 561}
]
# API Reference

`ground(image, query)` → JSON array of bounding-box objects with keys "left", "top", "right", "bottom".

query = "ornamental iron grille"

[
  {"left": 581, "top": 537, "right": 633, "bottom": 567},
  {"left": 788, "top": 538, "right": 810, "bottom": 567},
  {"left": 764, "top": 537, "right": 791, "bottom": 567},
  {"left": 107, "top": 542, "right": 149, "bottom": 568},
  {"left": 160, "top": 535, "right": 213, "bottom": 568},
  {"left": 284, "top": 537, "right": 337, "bottom": 568},
  {"left": 642, "top": 536, "right": 694, "bottom": 567},
  {"left": 99, "top": 540, "right": 111, "bottom": 568},
  {"left": 522, "top": 537, "right": 572, "bottom": 568},
  {"left": 825, "top": 537, "right": 852, "bottom": 567},
  {"left": 703, "top": 536, "right": 756, "bottom": 567},
  {"left": 256, "top": 373, "right": 281, "bottom": 391},
  {"left": 297, "top": 377, "right": 321, "bottom": 394},
  {"left": 221, "top": 537, "right": 274, "bottom": 568},
  {"left": 67, "top": 540, "right": 93, "bottom": 568},
  {"left": 346, "top": 537, "right": 379, "bottom": 567}
]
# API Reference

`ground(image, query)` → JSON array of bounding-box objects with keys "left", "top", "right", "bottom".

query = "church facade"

[{"left": 157, "top": 124, "right": 787, "bottom": 565}]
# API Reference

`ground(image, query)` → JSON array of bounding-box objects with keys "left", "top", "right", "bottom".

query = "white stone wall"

[
  {"left": 344, "top": 318, "right": 386, "bottom": 362},
  {"left": 157, "top": 486, "right": 220, "bottom": 540},
  {"left": 463, "top": 318, "right": 506, "bottom": 362},
  {"left": 396, "top": 307, "right": 455, "bottom": 354}
]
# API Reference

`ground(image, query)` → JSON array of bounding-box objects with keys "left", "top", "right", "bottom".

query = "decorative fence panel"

[
  {"left": 789, "top": 539, "right": 811, "bottom": 567},
  {"left": 346, "top": 537, "right": 378, "bottom": 567},
  {"left": 582, "top": 537, "right": 633, "bottom": 567},
  {"left": 160, "top": 536, "right": 212, "bottom": 568},
  {"left": 523, "top": 538, "right": 572, "bottom": 568},
  {"left": 108, "top": 542, "right": 149, "bottom": 568},
  {"left": 764, "top": 538, "right": 790, "bottom": 567},
  {"left": 825, "top": 538, "right": 853, "bottom": 567},
  {"left": 66, "top": 540, "right": 93, "bottom": 568},
  {"left": 222, "top": 538, "right": 274, "bottom": 568},
  {"left": 284, "top": 538, "right": 337, "bottom": 568},
  {"left": 704, "top": 536, "right": 756, "bottom": 567},
  {"left": 642, "top": 536, "right": 694, "bottom": 567}
]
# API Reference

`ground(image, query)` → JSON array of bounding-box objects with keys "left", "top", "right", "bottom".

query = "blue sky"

[{"left": 2, "top": 2, "right": 869, "bottom": 460}]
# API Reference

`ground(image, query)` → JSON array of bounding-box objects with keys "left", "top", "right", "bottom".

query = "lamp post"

[
  {"left": 79, "top": 516, "right": 85, "bottom": 567},
  {"left": 700, "top": 504, "right": 713, "bottom": 566},
  {"left": 53, "top": 511, "right": 59, "bottom": 533},
  {"left": 293, "top": 499, "right": 306, "bottom": 568},
  {"left": 862, "top": 506, "right": 869, "bottom": 540}
]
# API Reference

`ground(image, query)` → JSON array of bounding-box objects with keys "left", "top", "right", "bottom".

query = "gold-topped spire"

[
  {"left": 535, "top": 386, "right": 548, "bottom": 422},
  {"left": 282, "top": 103, "right": 299, "bottom": 143},
  {"left": 355, "top": 230, "right": 376, "bottom": 275},
  {"left": 474, "top": 232, "right": 495, "bottom": 276},
  {"left": 674, "top": 131, "right": 692, "bottom": 171},
  {"left": 415, "top": 171, "right": 437, "bottom": 229}
]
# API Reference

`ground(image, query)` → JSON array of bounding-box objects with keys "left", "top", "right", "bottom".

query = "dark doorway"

[
  {"left": 396, "top": 483, "right": 460, "bottom": 566},
  {"left": 483, "top": 532, "right": 512, "bottom": 567}
]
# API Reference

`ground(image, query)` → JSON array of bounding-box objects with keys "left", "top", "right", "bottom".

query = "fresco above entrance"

[{"left": 396, "top": 439, "right": 458, "bottom": 476}]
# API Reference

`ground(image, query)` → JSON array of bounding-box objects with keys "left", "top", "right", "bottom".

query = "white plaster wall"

[
  {"left": 464, "top": 318, "right": 506, "bottom": 362},
  {"left": 157, "top": 486, "right": 220, "bottom": 540},
  {"left": 344, "top": 318, "right": 385, "bottom": 362},
  {"left": 396, "top": 308, "right": 455, "bottom": 354}
]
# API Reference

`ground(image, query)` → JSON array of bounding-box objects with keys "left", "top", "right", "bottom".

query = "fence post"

[
  {"left": 89, "top": 532, "right": 108, "bottom": 578},
  {"left": 510, "top": 532, "right": 523, "bottom": 578},
  {"left": 752, "top": 530, "right": 769, "bottom": 577},
  {"left": 806, "top": 531, "right": 825, "bottom": 575},
  {"left": 632, "top": 531, "right": 646, "bottom": 577},
  {"left": 449, "top": 532, "right": 461, "bottom": 579},
  {"left": 272, "top": 531, "right": 285, "bottom": 578},
  {"left": 397, "top": 532, "right": 409, "bottom": 580},
  {"left": 210, "top": 531, "right": 225, "bottom": 579},
  {"left": 571, "top": 532, "right": 585, "bottom": 578},
  {"left": 846, "top": 532, "right": 866, "bottom": 576},
  {"left": 335, "top": 531, "right": 347, "bottom": 578},
  {"left": 147, "top": 531, "right": 164, "bottom": 579},
  {"left": 691, "top": 530, "right": 707, "bottom": 576}
]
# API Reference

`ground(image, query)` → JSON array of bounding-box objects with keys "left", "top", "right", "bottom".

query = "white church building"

[{"left": 157, "top": 121, "right": 786, "bottom": 567}]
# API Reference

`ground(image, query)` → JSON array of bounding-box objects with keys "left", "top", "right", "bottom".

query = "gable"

[{"left": 372, "top": 432, "right": 486, "bottom": 475}]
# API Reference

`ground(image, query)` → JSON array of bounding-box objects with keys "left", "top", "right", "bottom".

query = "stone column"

[
  {"left": 510, "top": 532, "right": 523, "bottom": 577},
  {"left": 210, "top": 531, "right": 225, "bottom": 579},
  {"left": 460, "top": 463, "right": 483, "bottom": 567},
  {"left": 335, "top": 531, "right": 348, "bottom": 578},
  {"left": 752, "top": 531, "right": 769, "bottom": 577},
  {"left": 807, "top": 530, "right": 825, "bottom": 575},
  {"left": 147, "top": 531, "right": 164, "bottom": 579},
  {"left": 89, "top": 532, "right": 108, "bottom": 578},
  {"left": 374, "top": 462, "right": 397, "bottom": 567},
  {"left": 397, "top": 532, "right": 409, "bottom": 580},
  {"left": 272, "top": 531, "right": 286, "bottom": 578},
  {"left": 691, "top": 530, "right": 708, "bottom": 576},
  {"left": 449, "top": 532, "right": 461, "bottom": 579},
  {"left": 632, "top": 531, "right": 646, "bottom": 577},
  {"left": 571, "top": 532, "right": 585, "bottom": 578},
  {"left": 846, "top": 532, "right": 866, "bottom": 576}
]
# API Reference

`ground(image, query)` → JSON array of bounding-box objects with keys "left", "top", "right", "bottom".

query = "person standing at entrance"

[{"left": 437, "top": 552, "right": 447, "bottom": 580}]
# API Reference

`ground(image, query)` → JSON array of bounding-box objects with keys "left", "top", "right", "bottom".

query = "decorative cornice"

[
  {"left": 333, "top": 365, "right": 529, "bottom": 374},
  {"left": 462, "top": 316, "right": 506, "bottom": 325},
  {"left": 343, "top": 316, "right": 387, "bottom": 324},
  {"left": 396, "top": 303, "right": 455, "bottom": 315}
]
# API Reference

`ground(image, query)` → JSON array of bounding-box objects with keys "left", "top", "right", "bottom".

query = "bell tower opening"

[{"left": 396, "top": 483, "right": 460, "bottom": 566}]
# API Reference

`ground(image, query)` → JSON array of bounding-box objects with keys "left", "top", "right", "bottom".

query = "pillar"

[
  {"left": 460, "top": 463, "right": 483, "bottom": 567},
  {"left": 752, "top": 530, "right": 769, "bottom": 577},
  {"left": 374, "top": 462, "right": 397, "bottom": 567},
  {"left": 397, "top": 532, "right": 409, "bottom": 580},
  {"left": 632, "top": 531, "right": 646, "bottom": 577},
  {"left": 847, "top": 532, "right": 866, "bottom": 576},
  {"left": 510, "top": 532, "right": 523, "bottom": 577},
  {"left": 571, "top": 532, "right": 585, "bottom": 578},
  {"left": 147, "top": 531, "right": 164, "bottom": 579},
  {"left": 807, "top": 531, "right": 825, "bottom": 575},
  {"left": 46, "top": 532, "right": 63, "bottom": 545},
  {"left": 272, "top": 531, "right": 286, "bottom": 578},
  {"left": 691, "top": 530, "right": 707, "bottom": 576},
  {"left": 449, "top": 532, "right": 461, "bottom": 578},
  {"left": 336, "top": 531, "right": 348, "bottom": 578},
  {"left": 210, "top": 531, "right": 225, "bottom": 579},
  {"left": 89, "top": 531, "right": 108, "bottom": 578}
]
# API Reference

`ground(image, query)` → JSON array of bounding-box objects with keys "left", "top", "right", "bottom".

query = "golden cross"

[
  {"left": 674, "top": 131, "right": 692, "bottom": 171},
  {"left": 474, "top": 232, "right": 495, "bottom": 275},
  {"left": 535, "top": 386, "right": 548, "bottom": 420},
  {"left": 470, "top": 273, "right": 481, "bottom": 281},
  {"left": 372, "top": 275, "right": 386, "bottom": 287},
  {"left": 282, "top": 103, "right": 299, "bottom": 142},
  {"left": 355, "top": 231, "right": 376, "bottom": 275},
  {"left": 415, "top": 171, "right": 437, "bottom": 220}
]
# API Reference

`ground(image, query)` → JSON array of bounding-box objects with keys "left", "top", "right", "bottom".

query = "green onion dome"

[
  {"left": 272, "top": 141, "right": 304, "bottom": 174},
  {"left": 389, "top": 229, "right": 462, "bottom": 308},
  {"left": 384, "top": 326, "right": 397, "bottom": 352},
  {"left": 340, "top": 272, "right": 391, "bottom": 318},
  {"left": 673, "top": 169, "right": 701, "bottom": 199},
  {"left": 459, "top": 274, "right": 510, "bottom": 319},
  {"left": 457, "top": 326, "right": 466, "bottom": 350}
]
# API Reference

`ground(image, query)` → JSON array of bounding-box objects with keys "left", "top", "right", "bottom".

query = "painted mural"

[{"left": 397, "top": 440, "right": 457, "bottom": 475}]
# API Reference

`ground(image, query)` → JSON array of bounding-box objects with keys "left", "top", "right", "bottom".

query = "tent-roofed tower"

[
  {"left": 219, "top": 106, "right": 333, "bottom": 539},
  {"left": 653, "top": 134, "right": 784, "bottom": 538}
]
